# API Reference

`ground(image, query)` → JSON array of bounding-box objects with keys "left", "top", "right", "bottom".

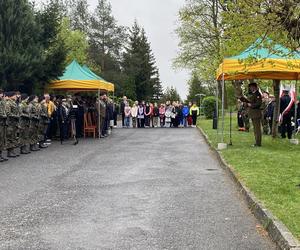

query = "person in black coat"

[
  {"left": 280, "top": 90, "right": 294, "bottom": 139},
  {"left": 120, "top": 96, "right": 127, "bottom": 127},
  {"left": 266, "top": 95, "right": 275, "bottom": 134},
  {"left": 57, "top": 99, "right": 68, "bottom": 144}
]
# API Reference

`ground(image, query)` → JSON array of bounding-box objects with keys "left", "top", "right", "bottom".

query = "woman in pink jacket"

[{"left": 159, "top": 103, "right": 166, "bottom": 127}]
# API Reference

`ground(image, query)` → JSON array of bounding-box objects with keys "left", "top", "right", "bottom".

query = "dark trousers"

[
  {"left": 192, "top": 111, "right": 197, "bottom": 125},
  {"left": 122, "top": 112, "right": 125, "bottom": 127},
  {"left": 113, "top": 111, "right": 118, "bottom": 126},
  {"left": 59, "top": 122, "right": 68, "bottom": 142},
  {"left": 252, "top": 118, "right": 262, "bottom": 146},
  {"left": 281, "top": 115, "right": 292, "bottom": 139},
  {"left": 138, "top": 118, "right": 145, "bottom": 128},
  {"left": 145, "top": 116, "right": 150, "bottom": 127}
]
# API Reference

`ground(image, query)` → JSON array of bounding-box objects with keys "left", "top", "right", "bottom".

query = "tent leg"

[
  {"left": 221, "top": 73, "right": 225, "bottom": 143},
  {"left": 98, "top": 89, "right": 101, "bottom": 139},
  {"left": 216, "top": 80, "right": 219, "bottom": 142},
  {"left": 294, "top": 80, "right": 298, "bottom": 139}
]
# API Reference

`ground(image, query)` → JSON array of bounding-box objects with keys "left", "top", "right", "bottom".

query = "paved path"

[{"left": 0, "top": 128, "right": 276, "bottom": 250}]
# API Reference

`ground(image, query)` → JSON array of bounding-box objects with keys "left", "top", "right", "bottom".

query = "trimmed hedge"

[{"left": 202, "top": 96, "right": 217, "bottom": 119}]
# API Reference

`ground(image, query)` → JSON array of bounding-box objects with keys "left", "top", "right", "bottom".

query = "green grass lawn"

[{"left": 198, "top": 115, "right": 300, "bottom": 241}]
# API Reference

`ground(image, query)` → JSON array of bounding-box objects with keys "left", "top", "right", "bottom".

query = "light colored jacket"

[{"left": 131, "top": 106, "right": 138, "bottom": 118}]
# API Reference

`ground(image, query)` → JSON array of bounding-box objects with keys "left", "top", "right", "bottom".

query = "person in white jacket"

[{"left": 131, "top": 102, "right": 138, "bottom": 128}]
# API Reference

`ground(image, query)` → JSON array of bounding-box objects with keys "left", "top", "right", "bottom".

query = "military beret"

[
  {"left": 248, "top": 82, "right": 258, "bottom": 87},
  {"left": 5, "top": 91, "right": 16, "bottom": 97},
  {"left": 21, "top": 94, "right": 28, "bottom": 100}
]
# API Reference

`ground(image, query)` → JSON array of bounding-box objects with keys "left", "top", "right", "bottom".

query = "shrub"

[{"left": 202, "top": 96, "right": 217, "bottom": 119}]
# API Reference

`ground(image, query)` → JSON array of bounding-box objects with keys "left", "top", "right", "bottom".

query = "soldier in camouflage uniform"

[
  {"left": 241, "top": 102, "right": 250, "bottom": 132},
  {"left": 0, "top": 89, "right": 8, "bottom": 162},
  {"left": 37, "top": 96, "right": 48, "bottom": 148},
  {"left": 28, "top": 95, "right": 40, "bottom": 151},
  {"left": 5, "top": 92, "right": 20, "bottom": 157},
  {"left": 19, "top": 94, "right": 31, "bottom": 154},
  {"left": 261, "top": 91, "right": 270, "bottom": 135}
]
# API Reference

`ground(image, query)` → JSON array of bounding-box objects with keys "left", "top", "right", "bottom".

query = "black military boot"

[
  {"left": 39, "top": 142, "right": 48, "bottom": 149},
  {"left": 7, "top": 149, "right": 17, "bottom": 158},
  {"left": 21, "top": 146, "right": 30, "bottom": 154},
  {"left": 30, "top": 144, "right": 39, "bottom": 152},
  {"left": 15, "top": 148, "right": 20, "bottom": 157},
  {"left": 25, "top": 145, "right": 31, "bottom": 154},
  {"left": 0, "top": 151, "right": 7, "bottom": 162}
]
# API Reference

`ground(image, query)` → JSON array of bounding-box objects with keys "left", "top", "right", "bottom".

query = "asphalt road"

[{"left": 0, "top": 128, "right": 276, "bottom": 250}]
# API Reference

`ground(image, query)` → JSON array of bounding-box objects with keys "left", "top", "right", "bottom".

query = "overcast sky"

[{"left": 106, "top": 0, "right": 189, "bottom": 99}]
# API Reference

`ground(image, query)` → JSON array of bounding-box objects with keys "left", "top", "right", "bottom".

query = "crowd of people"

[
  {"left": 0, "top": 90, "right": 201, "bottom": 162},
  {"left": 0, "top": 90, "right": 117, "bottom": 162},
  {"left": 119, "top": 96, "right": 200, "bottom": 129},
  {"left": 237, "top": 82, "right": 299, "bottom": 146}
]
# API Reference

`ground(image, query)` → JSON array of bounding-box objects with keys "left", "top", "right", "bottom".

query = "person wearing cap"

[
  {"left": 19, "top": 94, "right": 31, "bottom": 154},
  {"left": 280, "top": 88, "right": 294, "bottom": 139},
  {"left": 0, "top": 89, "right": 8, "bottom": 162},
  {"left": 5, "top": 91, "right": 20, "bottom": 157},
  {"left": 243, "top": 82, "right": 263, "bottom": 147}
]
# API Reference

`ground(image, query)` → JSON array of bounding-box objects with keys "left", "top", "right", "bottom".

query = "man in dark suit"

[
  {"left": 120, "top": 96, "right": 127, "bottom": 128},
  {"left": 280, "top": 89, "right": 294, "bottom": 139}
]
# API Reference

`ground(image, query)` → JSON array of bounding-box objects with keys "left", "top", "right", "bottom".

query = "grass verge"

[{"left": 198, "top": 115, "right": 300, "bottom": 241}]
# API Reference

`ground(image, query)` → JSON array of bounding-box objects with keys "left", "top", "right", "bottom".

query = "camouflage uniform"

[
  {"left": 5, "top": 98, "right": 20, "bottom": 156},
  {"left": 261, "top": 99, "right": 269, "bottom": 135},
  {"left": 19, "top": 100, "right": 31, "bottom": 154},
  {"left": 37, "top": 101, "right": 49, "bottom": 147},
  {"left": 241, "top": 102, "right": 250, "bottom": 132},
  {"left": 28, "top": 100, "right": 40, "bottom": 151},
  {"left": 0, "top": 97, "right": 7, "bottom": 161}
]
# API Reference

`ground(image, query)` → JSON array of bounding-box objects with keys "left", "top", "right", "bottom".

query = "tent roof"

[
  {"left": 59, "top": 60, "right": 98, "bottom": 81},
  {"left": 228, "top": 38, "right": 300, "bottom": 60},
  {"left": 216, "top": 38, "right": 300, "bottom": 81},
  {"left": 49, "top": 60, "right": 115, "bottom": 91}
]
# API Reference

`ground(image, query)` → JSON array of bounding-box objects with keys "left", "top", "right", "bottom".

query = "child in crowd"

[
  {"left": 159, "top": 103, "right": 165, "bottom": 127},
  {"left": 182, "top": 104, "right": 189, "bottom": 127},
  {"left": 124, "top": 103, "right": 131, "bottom": 128},
  {"left": 131, "top": 102, "right": 138, "bottom": 128}
]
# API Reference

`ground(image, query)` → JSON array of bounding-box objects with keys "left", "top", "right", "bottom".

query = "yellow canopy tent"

[
  {"left": 48, "top": 60, "right": 115, "bottom": 139},
  {"left": 216, "top": 38, "right": 300, "bottom": 81},
  {"left": 215, "top": 38, "right": 300, "bottom": 146},
  {"left": 48, "top": 60, "right": 115, "bottom": 92}
]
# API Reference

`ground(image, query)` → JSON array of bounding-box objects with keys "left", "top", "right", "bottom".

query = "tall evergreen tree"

[
  {"left": 89, "top": 0, "right": 126, "bottom": 72},
  {"left": 0, "top": 0, "right": 42, "bottom": 90},
  {"left": 69, "top": 0, "right": 90, "bottom": 33},
  {"left": 152, "top": 70, "right": 164, "bottom": 101},
  {"left": 122, "top": 21, "right": 160, "bottom": 101},
  {"left": 161, "top": 86, "right": 181, "bottom": 103}
]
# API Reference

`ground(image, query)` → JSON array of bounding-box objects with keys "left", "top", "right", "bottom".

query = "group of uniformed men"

[{"left": 0, "top": 89, "right": 49, "bottom": 162}]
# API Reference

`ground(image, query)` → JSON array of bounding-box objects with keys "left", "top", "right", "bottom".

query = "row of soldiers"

[{"left": 0, "top": 89, "right": 49, "bottom": 162}]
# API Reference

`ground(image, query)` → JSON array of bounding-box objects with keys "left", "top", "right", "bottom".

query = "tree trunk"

[{"left": 272, "top": 80, "right": 280, "bottom": 138}]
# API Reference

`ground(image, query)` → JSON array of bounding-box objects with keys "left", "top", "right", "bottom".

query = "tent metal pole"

[
  {"left": 221, "top": 73, "right": 225, "bottom": 143},
  {"left": 294, "top": 79, "right": 298, "bottom": 138},
  {"left": 98, "top": 89, "right": 101, "bottom": 139},
  {"left": 216, "top": 80, "right": 219, "bottom": 142}
]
